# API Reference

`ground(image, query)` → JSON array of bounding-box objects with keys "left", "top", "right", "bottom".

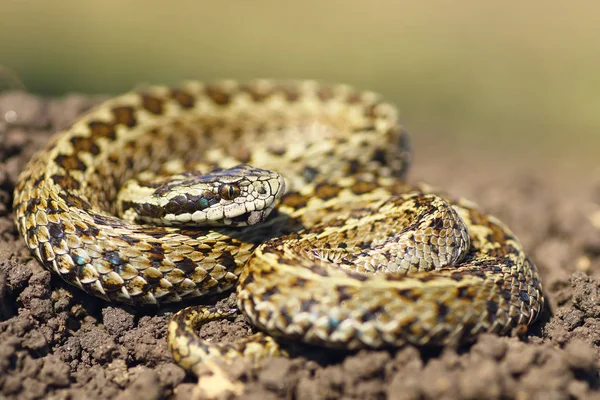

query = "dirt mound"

[{"left": 1, "top": 91, "right": 598, "bottom": 399}]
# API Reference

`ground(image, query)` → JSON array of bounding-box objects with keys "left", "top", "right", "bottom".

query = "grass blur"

[{"left": 1, "top": 0, "right": 598, "bottom": 164}]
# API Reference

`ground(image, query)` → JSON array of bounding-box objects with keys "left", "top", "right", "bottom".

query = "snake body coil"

[{"left": 13, "top": 80, "right": 543, "bottom": 374}]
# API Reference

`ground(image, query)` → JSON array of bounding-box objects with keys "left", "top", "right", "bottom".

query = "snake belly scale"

[{"left": 12, "top": 80, "right": 543, "bottom": 374}]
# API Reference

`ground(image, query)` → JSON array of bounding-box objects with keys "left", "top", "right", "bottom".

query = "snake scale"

[{"left": 12, "top": 80, "right": 543, "bottom": 375}]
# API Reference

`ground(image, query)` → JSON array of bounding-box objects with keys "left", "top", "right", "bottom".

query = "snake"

[{"left": 12, "top": 80, "right": 544, "bottom": 376}]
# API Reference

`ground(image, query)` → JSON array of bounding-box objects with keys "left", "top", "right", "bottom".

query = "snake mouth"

[{"left": 242, "top": 204, "right": 278, "bottom": 226}]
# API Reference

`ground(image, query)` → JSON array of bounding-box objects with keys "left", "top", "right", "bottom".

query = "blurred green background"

[{"left": 1, "top": 0, "right": 598, "bottom": 164}]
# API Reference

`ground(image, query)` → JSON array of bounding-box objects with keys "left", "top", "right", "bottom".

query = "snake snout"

[{"left": 226, "top": 169, "right": 286, "bottom": 226}]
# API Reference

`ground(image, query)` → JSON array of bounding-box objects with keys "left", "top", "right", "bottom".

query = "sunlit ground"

[{"left": 2, "top": 1, "right": 598, "bottom": 167}]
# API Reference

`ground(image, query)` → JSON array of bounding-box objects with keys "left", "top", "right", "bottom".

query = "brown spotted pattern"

[
  {"left": 12, "top": 80, "right": 542, "bottom": 377},
  {"left": 237, "top": 187, "right": 543, "bottom": 351}
]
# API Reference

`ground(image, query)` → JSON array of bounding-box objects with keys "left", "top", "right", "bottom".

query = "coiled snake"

[{"left": 12, "top": 80, "right": 543, "bottom": 376}]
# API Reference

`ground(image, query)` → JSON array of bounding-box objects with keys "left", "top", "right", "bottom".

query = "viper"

[{"left": 12, "top": 80, "right": 543, "bottom": 376}]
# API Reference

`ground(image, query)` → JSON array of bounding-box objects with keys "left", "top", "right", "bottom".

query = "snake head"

[{"left": 118, "top": 164, "right": 286, "bottom": 227}]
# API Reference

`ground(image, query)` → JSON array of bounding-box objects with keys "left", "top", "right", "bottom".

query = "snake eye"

[{"left": 219, "top": 183, "right": 241, "bottom": 200}]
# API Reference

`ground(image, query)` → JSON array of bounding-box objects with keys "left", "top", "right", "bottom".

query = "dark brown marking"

[
  {"left": 242, "top": 84, "right": 273, "bottom": 102},
  {"left": 456, "top": 286, "right": 476, "bottom": 301},
  {"left": 241, "top": 271, "right": 255, "bottom": 286},
  {"left": 437, "top": 301, "right": 450, "bottom": 320},
  {"left": 360, "top": 305, "right": 384, "bottom": 322},
  {"left": 350, "top": 180, "right": 377, "bottom": 195},
  {"left": 131, "top": 202, "right": 166, "bottom": 219},
  {"left": 282, "top": 86, "right": 299, "bottom": 102},
  {"left": 217, "top": 251, "right": 236, "bottom": 271},
  {"left": 300, "top": 298, "right": 319, "bottom": 312},
  {"left": 347, "top": 159, "right": 360, "bottom": 174},
  {"left": 164, "top": 195, "right": 187, "bottom": 215},
  {"left": 33, "top": 174, "right": 45, "bottom": 187},
  {"left": 54, "top": 154, "right": 87, "bottom": 172},
  {"left": 193, "top": 245, "right": 214, "bottom": 255},
  {"left": 254, "top": 123, "right": 266, "bottom": 135},
  {"left": 396, "top": 288, "right": 420, "bottom": 301},
  {"left": 88, "top": 121, "right": 117, "bottom": 140},
  {"left": 292, "top": 277, "right": 308, "bottom": 287},
  {"left": 26, "top": 197, "right": 41, "bottom": 214},
  {"left": 419, "top": 275, "right": 438, "bottom": 283},
  {"left": 87, "top": 224, "right": 100, "bottom": 237},
  {"left": 267, "top": 144, "right": 286, "bottom": 156},
  {"left": 260, "top": 286, "right": 278, "bottom": 301},
  {"left": 470, "top": 269, "right": 487, "bottom": 280},
  {"left": 347, "top": 271, "right": 369, "bottom": 282},
  {"left": 337, "top": 286, "right": 354, "bottom": 302},
  {"left": 346, "top": 92, "right": 363, "bottom": 104},
  {"left": 101, "top": 275, "right": 127, "bottom": 292},
  {"left": 50, "top": 174, "right": 81, "bottom": 191},
  {"left": 175, "top": 257, "right": 197, "bottom": 274},
  {"left": 231, "top": 126, "right": 244, "bottom": 140},
  {"left": 317, "top": 217, "right": 345, "bottom": 229},
  {"left": 107, "top": 154, "right": 119, "bottom": 164},
  {"left": 120, "top": 235, "right": 141, "bottom": 246},
  {"left": 317, "top": 86, "right": 334, "bottom": 101},
  {"left": 142, "top": 94, "right": 164, "bottom": 115},
  {"left": 143, "top": 227, "right": 168, "bottom": 239},
  {"left": 70, "top": 136, "right": 100, "bottom": 155},
  {"left": 145, "top": 241, "right": 165, "bottom": 261},
  {"left": 139, "top": 271, "right": 160, "bottom": 288},
  {"left": 112, "top": 106, "right": 137, "bottom": 127},
  {"left": 486, "top": 300, "right": 499, "bottom": 322},
  {"left": 171, "top": 89, "right": 196, "bottom": 108},
  {"left": 281, "top": 193, "right": 309, "bottom": 210},
  {"left": 450, "top": 272, "right": 464, "bottom": 282},
  {"left": 47, "top": 221, "right": 65, "bottom": 245},
  {"left": 124, "top": 156, "right": 134, "bottom": 170},
  {"left": 429, "top": 217, "right": 447, "bottom": 230},
  {"left": 303, "top": 166, "right": 319, "bottom": 182},
  {"left": 364, "top": 103, "right": 381, "bottom": 119},
  {"left": 371, "top": 148, "right": 387, "bottom": 164},
  {"left": 519, "top": 291, "right": 531, "bottom": 303},
  {"left": 91, "top": 212, "right": 127, "bottom": 227},
  {"left": 46, "top": 200, "right": 63, "bottom": 215},
  {"left": 279, "top": 309, "right": 294, "bottom": 326},
  {"left": 205, "top": 85, "right": 230, "bottom": 105},
  {"left": 314, "top": 183, "right": 342, "bottom": 200},
  {"left": 358, "top": 241, "right": 373, "bottom": 251},
  {"left": 74, "top": 220, "right": 94, "bottom": 237}
]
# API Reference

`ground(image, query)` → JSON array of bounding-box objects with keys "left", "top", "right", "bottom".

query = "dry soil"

[{"left": 1, "top": 91, "right": 599, "bottom": 400}]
